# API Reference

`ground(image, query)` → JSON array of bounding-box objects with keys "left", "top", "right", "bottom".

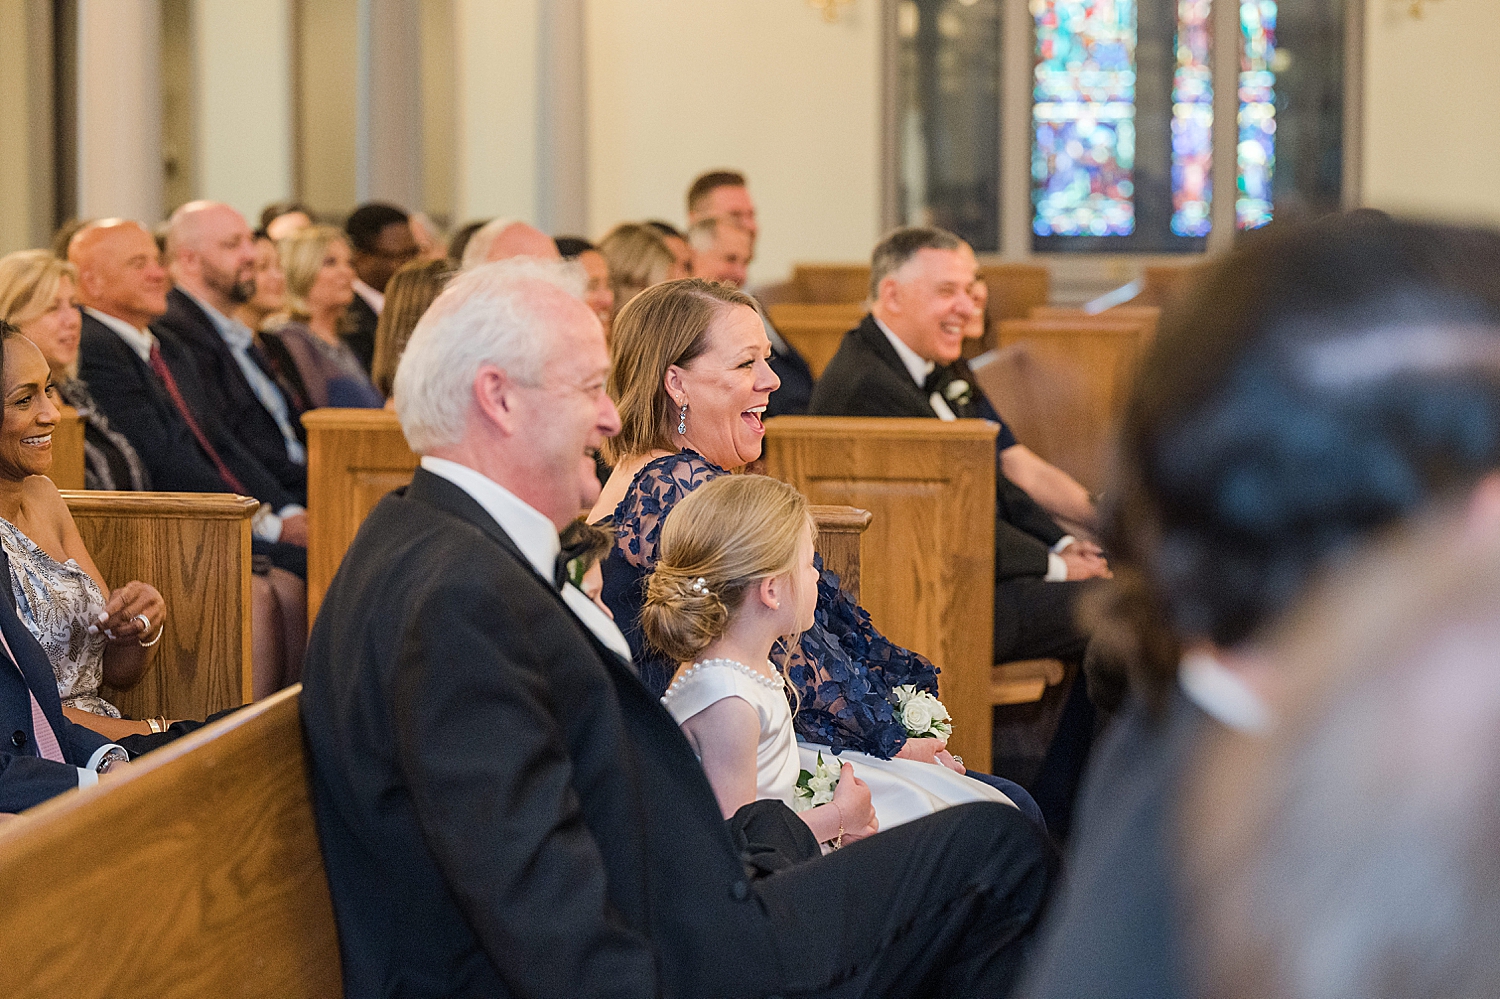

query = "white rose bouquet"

[
  {"left": 893, "top": 684, "right": 953, "bottom": 740},
  {"left": 792, "top": 753, "right": 839, "bottom": 812}
]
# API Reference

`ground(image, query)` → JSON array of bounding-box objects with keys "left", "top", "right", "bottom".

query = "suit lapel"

[
  {"left": 0, "top": 547, "right": 70, "bottom": 745},
  {"left": 853, "top": 314, "right": 940, "bottom": 417}
]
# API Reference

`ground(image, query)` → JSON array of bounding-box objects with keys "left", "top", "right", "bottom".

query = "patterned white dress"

[{"left": 0, "top": 517, "right": 116, "bottom": 717}]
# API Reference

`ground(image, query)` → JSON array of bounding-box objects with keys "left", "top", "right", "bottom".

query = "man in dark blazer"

[
  {"left": 70, "top": 220, "right": 308, "bottom": 566},
  {"left": 156, "top": 201, "right": 307, "bottom": 502},
  {"left": 0, "top": 543, "right": 128, "bottom": 813},
  {"left": 301, "top": 259, "right": 1053, "bottom": 998},
  {"left": 343, "top": 202, "right": 418, "bottom": 374},
  {"left": 809, "top": 227, "right": 1107, "bottom": 665}
]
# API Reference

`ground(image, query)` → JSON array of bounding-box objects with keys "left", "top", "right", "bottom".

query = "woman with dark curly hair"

[{"left": 1021, "top": 213, "right": 1500, "bottom": 999}]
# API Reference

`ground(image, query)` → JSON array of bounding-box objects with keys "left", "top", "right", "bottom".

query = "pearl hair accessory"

[{"left": 690, "top": 577, "right": 709, "bottom": 595}]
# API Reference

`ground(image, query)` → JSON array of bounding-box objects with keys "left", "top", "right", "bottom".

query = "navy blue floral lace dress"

[{"left": 600, "top": 450, "right": 934, "bottom": 758}]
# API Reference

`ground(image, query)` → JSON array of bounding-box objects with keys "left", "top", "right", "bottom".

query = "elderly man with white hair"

[
  {"left": 299, "top": 258, "right": 1053, "bottom": 999},
  {"left": 458, "top": 217, "right": 562, "bottom": 269}
]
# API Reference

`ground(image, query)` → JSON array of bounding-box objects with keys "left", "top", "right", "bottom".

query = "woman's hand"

[
  {"left": 935, "top": 749, "right": 966, "bottom": 774},
  {"left": 92, "top": 581, "right": 166, "bottom": 645},
  {"left": 830, "top": 763, "right": 878, "bottom": 843},
  {"left": 894, "top": 737, "right": 948, "bottom": 765}
]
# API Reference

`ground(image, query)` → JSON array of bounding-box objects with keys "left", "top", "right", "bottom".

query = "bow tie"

[
  {"left": 922, "top": 365, "right": 952, "bottom": 397},
  {"left": 554, "top": 535, "right": 597, "bottom": 592}
]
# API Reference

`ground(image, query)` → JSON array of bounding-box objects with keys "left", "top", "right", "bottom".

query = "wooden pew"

[
  {"left": 1028, "top": 304, "right": 1162, "bottom": 332},
  {"left": 306, "top": 408, "right": 873, "bottom": 620},
  {"left": 763, "top": 416, "right": 998, "bottom": 772},
  {"left": 0, "top": 685, "right": 343, "bottom": 997},
  {"left": 305, "top": 409, "right": 419, "bottom": 623},
  {"left": 68, "top": 491, "right": 257, "bottom": 720},
  {"left": 46, "top": 404, "right": 86, "bottom": 490},
  {"left": 766, "top": 302, "right": 865, "bottom": 378},
  {"left": 1141, "top": 261, "right": 1210, "bottom": 309},
  {"left": 787, "top": 262, "right": 1050, "bottom": 323}
]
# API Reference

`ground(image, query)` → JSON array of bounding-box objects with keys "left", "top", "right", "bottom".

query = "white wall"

[
  {"left": 194, "top": 0, "right": 293, "bottom": 224},
  {"left": 1362, "top": 0, "right": 1500, "bottom": 225},
  {"left": 453, "top": 0, "right": 539, "bottom": 224},
  {"left": 585, "top": 0, "right": 883, "bottom": 284}
]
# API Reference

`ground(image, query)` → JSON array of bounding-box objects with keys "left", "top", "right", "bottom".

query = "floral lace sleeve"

[
  {"left": 776, "top": 556, "right": 941, "bottom": 759},
  {"left": 611, "top": 451, "right": 725, "bottom": 570}
]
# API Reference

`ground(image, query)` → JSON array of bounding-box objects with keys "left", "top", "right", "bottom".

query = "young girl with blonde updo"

[{"left": 643, "top": 474, "right": 879, "bottom": 847}]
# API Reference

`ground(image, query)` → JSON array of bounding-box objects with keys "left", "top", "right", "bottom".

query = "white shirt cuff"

[
  {"left": 78, "top": 743, "right": 127, "bottom": 787},
  {"left": 1045, "top": 552, "right": 1068, "bottom": 582},
  {"left": 1050, "top": 535, "right": 1077, "bottom": 554}
]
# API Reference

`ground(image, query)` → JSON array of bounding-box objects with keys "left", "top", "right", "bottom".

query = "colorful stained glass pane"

[
  {"left": 1031, "top": 0, "right": 1138, "bottom": 238},
  {"left": 1170, "top": 0, "right": 1213, "bottom": 236},
  {"left": 1238, "top": 0, "right": 1276, "bottom": 229}
]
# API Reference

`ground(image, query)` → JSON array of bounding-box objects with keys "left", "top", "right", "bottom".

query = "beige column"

[
  {"left": 361, "top": 0, "right": 422, "bottom": 209},
  {"left": 453, "top": 0, "right": 540, "bottom": 224},
  {"left": 192, "top": 0, "right": 294, "bottom": 224},
  {"left": 0, "top": 0, "right": 54, "bottom": 253},
  {"left": 76, "top": 0, "right": 164, "bottom": 224}
]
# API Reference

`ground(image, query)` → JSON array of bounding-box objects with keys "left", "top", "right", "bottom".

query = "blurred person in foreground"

[
  {"left": 1182, "top": 507, "right": 1500, "bottom": 999},
  {"left": 1018, "top": 214, "right": 1500, "bottom": 999}
]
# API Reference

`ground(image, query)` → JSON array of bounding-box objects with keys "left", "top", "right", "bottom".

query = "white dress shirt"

[
  {"left": 352, "top": 278, "right": 385, "bottom": 316},
  {"left": 1178, "top": 651, "right": 1272, "bottom": 734},
  {"left": 82, "top": 307, "right": 299, "bottom": 543},
  {"left": 873, "top": 314, "right": 1072, "bottom": 580},
  {"left": 419, "top": 457, "right": 633, "bottom": 661}
]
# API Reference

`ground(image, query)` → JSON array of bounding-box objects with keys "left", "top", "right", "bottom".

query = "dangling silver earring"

[{"left": 677, "top": 402, "right": 688, "bottom": 436}]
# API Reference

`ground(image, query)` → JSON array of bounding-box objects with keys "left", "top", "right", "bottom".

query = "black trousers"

[{"left": 754, "top": 802, "right": 1054, "bottom": 998}]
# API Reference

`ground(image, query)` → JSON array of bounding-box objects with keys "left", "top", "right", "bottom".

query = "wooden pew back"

[
  {"left": 69, "top": 491, "right": 257, "bottom": 720},
  {"left": 766, "top": 302, "right": 864, "bottom": 378},
  {"left": 305, "top": 409, "right": 419, "bottom": 623},
  {"left": 788, "top": 262, "right": 1050, "bottom": 323},
  {"left": 47, "top": 405, "right": 86, "bottom": 490},
  {"left": 0, "top": 685, "right": 343, "bottom": 998},
  {"left": 763, "top": 416, "right": 997, "bottom": 772},
  {"left": 1028, "top": 304, "right": 1161, "bottom": 331}
]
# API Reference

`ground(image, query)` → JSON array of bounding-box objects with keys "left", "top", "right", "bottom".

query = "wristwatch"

[{"left": 95, "top": 747, "right": 130, "bottom": 774}]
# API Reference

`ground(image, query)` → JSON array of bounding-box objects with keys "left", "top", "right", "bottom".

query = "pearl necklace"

[{"left": 663, "top": 657, "right": 784, "bottom": 701}]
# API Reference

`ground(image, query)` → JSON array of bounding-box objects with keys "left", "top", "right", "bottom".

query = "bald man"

[
  {"left": 71, "top": 220, "right": 308, "bottom": 563},
  {"left": 687, "top": 217, "right": 754, "bottom": 289},
  {"left": 157, "top": 201, "right": 307, "bottom": 504},
  {"left": 459, "top": 219, "right": 562, "bottom": 270}
]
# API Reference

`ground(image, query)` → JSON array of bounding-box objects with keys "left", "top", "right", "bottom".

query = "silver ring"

[
  {"left": 132, "top": 614, "right": 150, "bottom": 632},
  {"left": 951, "top": 755, "right": 964, "bottom": 767}
]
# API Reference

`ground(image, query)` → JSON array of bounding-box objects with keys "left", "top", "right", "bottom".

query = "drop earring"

[{"left": 677, "top": 402, "right": 688, "bottom": 436}]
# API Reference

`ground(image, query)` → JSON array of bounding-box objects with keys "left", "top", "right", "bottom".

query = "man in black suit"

[
  {"left": 301, "top": 258, "right": 1053, "bottom": 998},
  {"left": 0, "top": 543, "right": 129, "bottom": 813},
  {"left": 809, "top": 226, "right": 1107, "bottom": 665},
  {"left": 686, "top": 170, "right": 816, "bottom": 416},
  {"left": 70, "top": 220, "right": 308, "bottom": 565},
  {"left": 343, "top": 202, "right": 418, "bottom": 374},
  {"left": 157, "top": 201, "right": 306, "bottom": 503}
]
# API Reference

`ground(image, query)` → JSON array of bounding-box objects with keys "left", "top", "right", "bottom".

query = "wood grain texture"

[
  {"left": 304, "top": 408, "right": 418, "bottom": 624},
  {"left": 976, "top": 318, "right": 1155, "bottom": 491},
  {"left": 767, "top": 302, "right": 866, "bottom": 378},
  {"left": 809, "top": 504, "right": 871, "bottom": 603},
  {"left": 64, "top": 491, "right": 257, "bottom": 719},
  {"left": 0, "top": 686, "right": 343, "bottom": 998},
  {"left": 47, "top": 405, "right": 86, "bottom": 491},
  {"left": 763, "top": 417, "right": 998, "bottom": 772}
]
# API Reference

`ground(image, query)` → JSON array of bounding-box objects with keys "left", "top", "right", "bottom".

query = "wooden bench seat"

[
  {"left": 0, "top": 685, "right": 342, "bottom": 997},
  {"left": 46, "top": 405, "right": 85, "bottom": 490}
]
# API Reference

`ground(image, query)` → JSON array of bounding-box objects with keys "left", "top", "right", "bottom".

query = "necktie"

[
  {"left": 0, "top": 625, "right": 63, "bottom": 763},
  {"left": 148, "top": 341, "right": 248, "bottom": 494}
]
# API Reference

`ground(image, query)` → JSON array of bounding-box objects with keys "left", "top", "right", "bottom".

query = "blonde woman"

[
  {"left": 597, "top": 222, "right": 680, "bottom": 321},
  {"left": 262, "top": 226, "right": 383, "bottom": 408},
  {"left": 0, "top": 250, "right": 148, "bottom": 490},
  {"left": 234, "top": 232, "right": 288, "bottom": 333}
]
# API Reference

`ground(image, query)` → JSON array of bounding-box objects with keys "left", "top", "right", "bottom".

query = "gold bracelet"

[
  {"left": 831, "top": 800, "right": 845, "bottom": 851},
  {"left": 146, "top": 717, "right": 163, "bottom": 734}
]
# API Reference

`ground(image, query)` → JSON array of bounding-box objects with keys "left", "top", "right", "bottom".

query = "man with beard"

[{"left": 157, "top": 201, "right": 307, "bottom": 504}]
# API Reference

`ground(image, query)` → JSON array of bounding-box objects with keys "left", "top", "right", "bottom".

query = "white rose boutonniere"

[
  {"left": 943, "top": 379, "right": 973, "bottom": 409},
  {"left": 792, "top": 752, "right": 840, "bottom": 812},
  {"left": 893, "top": 684, "right": 954, "bottom": 740}
]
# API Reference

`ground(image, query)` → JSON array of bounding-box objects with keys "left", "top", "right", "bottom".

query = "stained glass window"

[
  {"left": 1031, "top": 0, "right": 1138, "bottom": 238},
  {"left": 1170, "top": 0, "right": 1213, "bottom": 236},
  {"left": 1238, "top": 0, "right": 1277, "bottom": 229}
]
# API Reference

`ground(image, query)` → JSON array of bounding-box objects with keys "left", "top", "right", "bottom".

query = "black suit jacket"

[
  {"left": 342, "top": 293, "right": 378, "bottom": 375},
  {"left": 78, "top": 310, "right": 297, "bottom": 510},
  {"left": 154, "top": 289, "right": 306, "bottom": 502},
  {"left": 300, "top": 469, "right": 781, "bottom": 998},
  {"left": 808, "top": 314, "right": 1066, "bottom": 578},
  {"left": 0, "top": 546, "right": 111, "bottom": 812}
]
